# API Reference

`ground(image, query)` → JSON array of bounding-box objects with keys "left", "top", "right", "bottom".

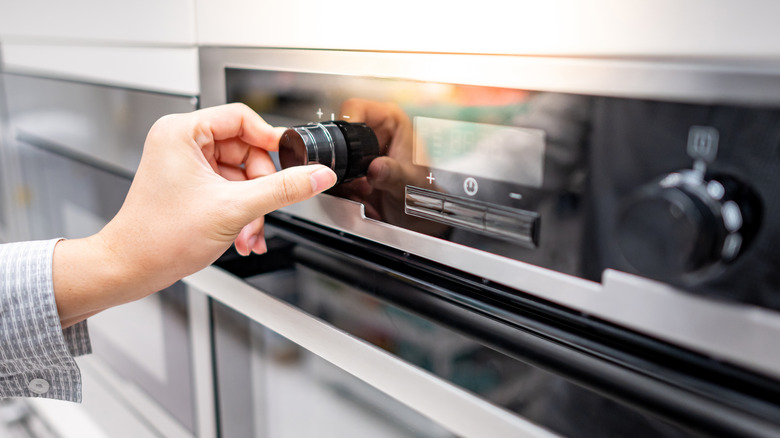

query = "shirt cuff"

[{"left": 0, "top": 239, "right": 92, "bottom": 402}]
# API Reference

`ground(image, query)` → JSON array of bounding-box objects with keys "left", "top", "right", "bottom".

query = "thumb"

[{"left": 235, "top": 164, "right": 337, "bottom": 219}]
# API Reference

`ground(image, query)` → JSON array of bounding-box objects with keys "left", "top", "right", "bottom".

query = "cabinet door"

[
  {"left": 194, "top": 0, "right": 780, "bottom": 57},
  {"left": 0, "top": 0, "right": 195, "bottom": 45}
]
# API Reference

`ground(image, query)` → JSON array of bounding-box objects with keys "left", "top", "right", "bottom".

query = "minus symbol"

[{"left": 509, "top": 193, "right": 523, "bottom": 200}]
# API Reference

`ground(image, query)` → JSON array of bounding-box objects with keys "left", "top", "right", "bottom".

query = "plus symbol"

[
  {"left": 316, "top": 108, "right": 323, "bottom": 119},
  {"left": 426, "top": 172, "right": 436, "bottom": 184}
]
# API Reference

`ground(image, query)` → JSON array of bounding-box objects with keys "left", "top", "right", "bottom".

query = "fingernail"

[
  {"left": 255, "top": 238, "right": 268, "bottom": 254},
  {"left": 247, "top": 235, "right": 258, "bottom": 253},
  {"left": 310, "top": 167, "right": 337, "bottom": 192}
]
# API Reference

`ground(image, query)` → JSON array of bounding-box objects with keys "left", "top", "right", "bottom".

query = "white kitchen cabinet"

[
  {"left": 1, "top": 43, "right": 199, "bottom": 96},
  {"left": 0, "top": 0, "right": 195, "bottom": 45},
  {"left": 194, "top": 0, "right": 780, "bottom": 58}
]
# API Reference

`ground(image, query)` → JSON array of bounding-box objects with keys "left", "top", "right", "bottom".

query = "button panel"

[
  {"left": 485, "top": 210, "right": 537, "bottom": 247},
  {"left": 405, "top": 189, "right": 445, "bottom": 222},
  {"left": 405, "top": 186, "right": 539, "bottom": 247},
  {"left": 442, "top": 201, "right": 484, "bottom": 228}
]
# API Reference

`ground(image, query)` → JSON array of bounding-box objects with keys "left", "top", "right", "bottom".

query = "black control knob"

[
  {"left": 278, "top": 121, "right": 380, "bottom": 184},
  {"left": 616, "top": 171, "right": 760, "bottom": 281}
]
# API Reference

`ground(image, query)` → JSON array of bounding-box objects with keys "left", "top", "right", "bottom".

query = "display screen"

[{"left": 413, "top": 116, "right": 546, "bottom": 188}]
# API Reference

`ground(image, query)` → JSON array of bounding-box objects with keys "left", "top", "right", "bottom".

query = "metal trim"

[
  {"left": 186, "top": 288, "right": 217, "bottom": 438},
  {"left": 201, "top": 47, "right": 780, "bottom": 107}
]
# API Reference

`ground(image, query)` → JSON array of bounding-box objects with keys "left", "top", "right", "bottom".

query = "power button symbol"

[{"left": 464, "top": 177, "right": 479, "bottom": 196}]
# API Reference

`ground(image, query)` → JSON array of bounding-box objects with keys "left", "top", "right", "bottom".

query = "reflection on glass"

[
  {"left": 214, "top": 272, "right": 454, "bottom": 438},
  {"left": 210, "top": 250, "right": 691, "bottom": 438},
  {"left": 227, "top": 69, "right": 590, "bottom": 276},
  {"left": 249, "top": 324, "right": 454, "bottom": 438},
  {"left": 413, "top": 116, "right": 545, "bottom": 188}
]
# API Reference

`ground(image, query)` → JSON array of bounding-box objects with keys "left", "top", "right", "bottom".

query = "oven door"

[
  {"left": 1, "top": 73, "right": 203, "bottom": 435},
  {"left": 200, "top": 217, "right": 780, "bottom": 438}
]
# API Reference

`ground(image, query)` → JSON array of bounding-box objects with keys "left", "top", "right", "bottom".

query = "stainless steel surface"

[
  {"left": 200, "top": 48, "right": 780, "bottom": 108},
  {"left": 186, "top": 266, "right": 561, "bottom": 438},
  {"left": 3, "top": 73, "right": 196, "bottom": 177},
  {"left": 199, "top": 47, "right": 780, "bottom": 381},
  {"left": 186, "top": 286, "right": 218, "bottom": 438}
]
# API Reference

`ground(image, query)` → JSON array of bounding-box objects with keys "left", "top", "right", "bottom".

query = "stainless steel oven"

[
  {"left": 0, "top": 73, "right": 206, "bottom": 436},
  {"left": 197, "top": 48, "right": 780, "bottom": 437}
]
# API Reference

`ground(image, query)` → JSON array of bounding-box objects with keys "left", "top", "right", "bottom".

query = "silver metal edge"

[
  {"left": 187, "top": 288, "right": 217, "bottom": 438},
  {"left": 183, "top": 266, "right": 561, "bottom": 438},
  {"left": 200, "top": 47, "right": 780, "bottom": 106},
  {"left": 198, "top": 47, "right": 780, "bottom": 380}
]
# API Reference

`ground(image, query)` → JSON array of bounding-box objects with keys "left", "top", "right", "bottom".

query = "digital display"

[{"left": 413, "top": 117, "right": 545, "bottom": 188}]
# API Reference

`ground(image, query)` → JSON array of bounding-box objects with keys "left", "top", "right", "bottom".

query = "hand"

[{"left": 53, "top": 103, "right": 337, "bottom": 327}]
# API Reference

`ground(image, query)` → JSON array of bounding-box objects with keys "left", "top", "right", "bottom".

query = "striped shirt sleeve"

[{"left": 0, "top": 239, "right": 91, "bottom": 402}]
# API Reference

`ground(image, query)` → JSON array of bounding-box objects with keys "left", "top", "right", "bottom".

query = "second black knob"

[
  {"left": 278, "top": 120, "right": 380, "bottom": 184},
  {"left": 616, "top": 170, "right": 761, "bottom": 283}
]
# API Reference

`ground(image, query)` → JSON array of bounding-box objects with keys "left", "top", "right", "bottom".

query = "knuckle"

[{"left": 272, "top": 172, "right": 301, "bottom": 206}]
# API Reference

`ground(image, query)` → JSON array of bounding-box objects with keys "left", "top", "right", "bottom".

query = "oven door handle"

[{"left": 183, "top": 265, "right": 560, "bottom": 438}]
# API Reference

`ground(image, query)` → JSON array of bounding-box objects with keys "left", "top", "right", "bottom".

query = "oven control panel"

[{"left": 227, "top": 67, "right": 780, "bottom": 309}]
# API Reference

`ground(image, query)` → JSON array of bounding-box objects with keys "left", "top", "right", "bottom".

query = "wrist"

[{"left": 52, "top": 234, "right": 153, "bottom": 325}]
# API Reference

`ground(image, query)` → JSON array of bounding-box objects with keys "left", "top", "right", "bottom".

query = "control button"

[
  {"left": 405, "top": 186, "right": 541, "bottom": 248},
  {"left": 485, "top": 208, "right": 539, "bottom": 247},
  {"left": 463, "top": 177, "right": 479, "bottom": 196},
  {"left": 28, "top": 378, "right": 50, "bottom": 395},
  {"left": 707, "top": 180, "right": 725, "bottom": 200},
  {"left": 405, "top": 187, "right": 444, "bottom": 219},
  {"left": 426, "top": 172, "right": 436, "bottom": 184},
  {"left": 442, "top": 201, "right": 485, "bottom": 229},
  {"left": 722, "top": 233, "right": 743, "bottom": 261},
  {"left": 721, "top": 200, "right": 743, "bottom": 232}
]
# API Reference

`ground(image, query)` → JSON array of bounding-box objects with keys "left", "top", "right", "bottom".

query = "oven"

[
  {"left": 0, "top": 73, "right": 208, "bottom": 436},
  {"left": 195, "top": 48, "right": 780, "bottom": 437}
]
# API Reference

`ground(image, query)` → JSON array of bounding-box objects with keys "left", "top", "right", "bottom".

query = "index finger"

[{"left": 192, "top": 103, "right": 283, "bottom": 151}]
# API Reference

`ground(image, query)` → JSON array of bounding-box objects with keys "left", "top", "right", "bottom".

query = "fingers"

[
  {"left": 217, "top": 164, "right": 247, "bottom": 181},
  {"left": 185, "top": 104, "right": 282, "bottom": 181},
  {"left": 233, "top": 164, "right": 337, "bottom": 223},
  {"left": 192, "top": 103, "right": 283, "bottom": 150},
  {"left": 339, "top": 98, "right": 402, "bottom": 148},
  {"left": 366, "top": 156, "right": 407, "bottom": 192},
  {"left": 214, "top": 138, "right": 277, "bottom": 179},
  {"left": 244, "top": 146, "right": 278, "bottom": 179},
  {"left": 235, "top": 217, "right": 266, "bottom": 256}
]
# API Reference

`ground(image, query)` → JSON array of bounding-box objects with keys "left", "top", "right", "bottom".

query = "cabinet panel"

[
  {"left": 195, "top": 0, "right": 780, "bottom": 57},
  {"left": 0, "top": 0, "right": 195, "bottom": 45}
]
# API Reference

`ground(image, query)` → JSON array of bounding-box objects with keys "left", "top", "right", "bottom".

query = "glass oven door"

[{"left": 203, "top": 218, "right": 780, "bottom": 438}]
